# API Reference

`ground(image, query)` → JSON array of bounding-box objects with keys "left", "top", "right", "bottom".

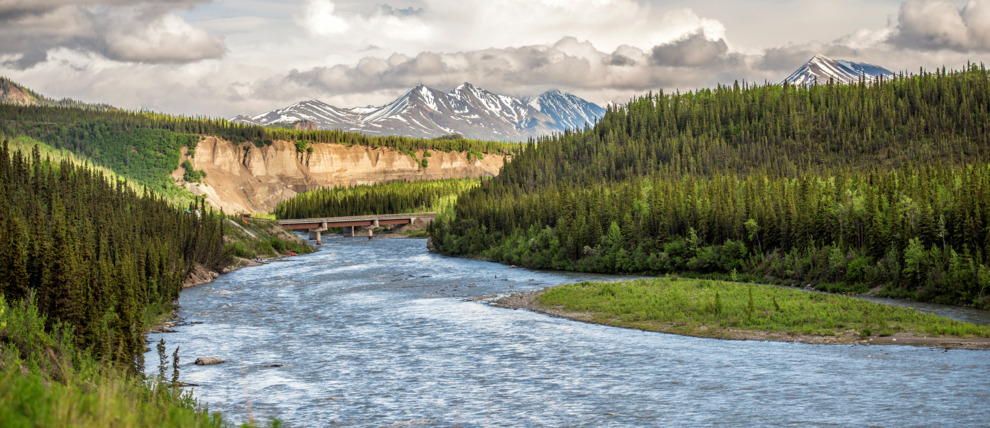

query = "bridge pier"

[
  {"left": 342, "top": 225, "right": 374, "bottom": 238},
  {"left": 308, "top": 221, "right": 328, "bottom": 245}
]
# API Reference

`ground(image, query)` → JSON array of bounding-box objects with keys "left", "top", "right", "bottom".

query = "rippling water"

[{"left": 146, "top": 237, "right": 990, "bottom": 426}]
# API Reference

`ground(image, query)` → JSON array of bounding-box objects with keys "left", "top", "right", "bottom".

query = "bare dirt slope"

[{"left": 172, "top": 137, "right": 506, "bottom": 214}]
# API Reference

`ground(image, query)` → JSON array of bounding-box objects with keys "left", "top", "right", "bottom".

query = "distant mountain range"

[
  {"left": 233, "top": 83, "right": 606, "bottom": 142},
  {"left": 785, "top": 54, "right": 894, "bottom": 85}
]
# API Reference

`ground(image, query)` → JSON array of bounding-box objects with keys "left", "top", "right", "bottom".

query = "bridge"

[{"left": 277, "top": 212, "right": 436, "bottom": 244}]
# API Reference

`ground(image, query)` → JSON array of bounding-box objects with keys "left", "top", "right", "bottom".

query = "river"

[{"left": 146, "top": 237, "right": 990, "bottom": 426}]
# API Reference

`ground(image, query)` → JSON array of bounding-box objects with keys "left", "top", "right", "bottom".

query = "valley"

[{"left": 2, "top": 55, "right": 990, "bottom": 427}]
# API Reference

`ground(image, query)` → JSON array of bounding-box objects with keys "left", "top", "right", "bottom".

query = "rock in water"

[{"left": 195, "top": 357, "right": 225, "bottom": 365}]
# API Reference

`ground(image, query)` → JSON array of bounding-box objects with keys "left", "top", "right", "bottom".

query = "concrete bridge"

[{"left": 277, "top": 212, "right": 436, "bottom": 244}]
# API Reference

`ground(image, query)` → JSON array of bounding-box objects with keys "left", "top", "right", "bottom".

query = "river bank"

[{"left": 493, "top": 280, "right": 990, "bottom": 350}]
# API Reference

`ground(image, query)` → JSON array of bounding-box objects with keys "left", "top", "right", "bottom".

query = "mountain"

[
  {"left": 234, "top": 83, "right": 605, "bottom": 141},
  {"left": 0, "top": 76, "right": 116, "bottom": 110},
  {"left": 524, "top": 89, "right": 607, "bottom": 132},
  {"left": 784, "top": 55, "right": 894, "bottom": 86}
]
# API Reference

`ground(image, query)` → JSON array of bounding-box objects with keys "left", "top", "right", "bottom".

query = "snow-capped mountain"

[
  {"left": 784, "top": 55, "right": 894, "bottom": 86},
  {"left": 233, "top": 83, "right": 605, "bottom": 141},
  {"left": 525, "top": 89, "right": 607, "bottom": 132}
]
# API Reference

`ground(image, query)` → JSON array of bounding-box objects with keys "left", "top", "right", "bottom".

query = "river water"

[{"left": 146, "top": 237, "right": 990, "bottom": 427}]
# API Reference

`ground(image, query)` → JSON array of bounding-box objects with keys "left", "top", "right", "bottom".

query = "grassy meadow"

[{"left": 538, "top": 278, "right": 990, "bottom": 339}]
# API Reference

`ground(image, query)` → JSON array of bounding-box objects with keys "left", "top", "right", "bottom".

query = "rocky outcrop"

[
  {"left": 175, "top": 137, "right": 506, "bottom": 214},
  {"left": 195, "top": 357, "right": 225, "bottom": 365}
]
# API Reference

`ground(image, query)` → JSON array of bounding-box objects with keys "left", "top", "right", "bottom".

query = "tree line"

[
  {"left": 0, "top": 141, "right": 230, "bottom": 373},
  {"left": 429, "top": 65, "right": 990, "bottom": 307},
  {"left": 275, "top": 179, "right": 481, "bottom": 219}
]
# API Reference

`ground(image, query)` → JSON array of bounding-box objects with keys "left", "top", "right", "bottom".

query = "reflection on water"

[{"left": 147, "top": 237, "right": 990, "bottom": 426}]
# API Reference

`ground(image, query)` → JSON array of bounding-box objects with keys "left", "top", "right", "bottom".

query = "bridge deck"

[{"left": 277, "top": 212, "right": 436, "bottom": 230}]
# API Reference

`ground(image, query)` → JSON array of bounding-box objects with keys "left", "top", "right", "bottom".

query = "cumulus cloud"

[
  {"left": 0, "top": 0, "right": 224, "bottom": 65},
  {"left": 98, "top": 8, "right": 225, "bottom": 63},
  {"left": 889, "top": 0, "right": 990, "bottom": 51},
  {"left": 269, "top": 35, "right": 748, "bottom": 103},
  {"left": 651, "top": 31, "right": 729, "bottom": 67}
]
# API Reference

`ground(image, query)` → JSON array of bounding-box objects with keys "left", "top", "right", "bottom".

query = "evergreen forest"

[
  {"left": 274, "top": 178, "right": 482, "bottom": 219},
  {"left": 429, "top": 65, "right": 990, "bottom": 308},
  {"left": 0, "top": 140, "right": 230, "bottom": 372}
]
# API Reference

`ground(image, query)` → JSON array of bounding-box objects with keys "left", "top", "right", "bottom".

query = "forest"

[
  {"left": 274, "top": 178, "right": 481, "bottom": 219},
  {"left": 0, "top": 140, "right": 229, "bottom": 372},
  {"left": 430, "top": 65, "right": 990, "bottom": 308}
]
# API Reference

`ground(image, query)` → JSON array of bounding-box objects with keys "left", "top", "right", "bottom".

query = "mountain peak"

[
  {"left": 233, "top": 83, "right": 606, "bottom": 142},
  {"left": 785, "top": 55, "right": 893, "bottom": 86}
]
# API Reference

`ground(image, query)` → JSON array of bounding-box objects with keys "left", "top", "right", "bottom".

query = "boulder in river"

[{"left": 195, "top": 357, "right": 225, "bottom": 365}]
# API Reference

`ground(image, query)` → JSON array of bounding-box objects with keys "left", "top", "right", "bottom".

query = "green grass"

[
  {"left": 224, "top": 217, "right": 315, "bottom": 259},
  {"left": 0, "top": 295, "right": 277, "bottom": 427},
  {"left": 538, "top": 278, "right": 990, "bottom": 339}
]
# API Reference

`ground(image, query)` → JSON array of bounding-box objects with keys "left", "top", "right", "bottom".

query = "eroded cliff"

[{"left": 173, "top": 137, "right": 506, "bottom": 214}]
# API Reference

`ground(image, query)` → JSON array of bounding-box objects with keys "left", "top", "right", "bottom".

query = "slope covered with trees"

[
  {"left": 0, "top": 140, "right": 229, "bottom": 371},
  {"left": 430, "top": 65, "right": 990, "bottom": 308},
  {"left": 274, "top": 179, "right": 481, "bottom": 219}
]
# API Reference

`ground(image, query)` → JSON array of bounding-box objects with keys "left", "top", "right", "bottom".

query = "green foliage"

[
  {"left": 275, "top": 178, "right": 481, "bottom": 219},
  {"left": 0, "top": 295, "right": 231, "bottom": 427},
  {"left": 431, "top": 66, "right": 990, "bottom": 307},
  {"left": 223, "top": 216, "right": 315, "bottom": 260},
  {"left": 0, "top": 141, "right": 230, "bottom": 371},
  {"left": 181, "top": 160, "right": 206, "bottom": 183},
  {"left": 467, "top": 149, "right": 484, "bottom": 162},
  {"left": 539, "top": 278, "right": 990, "bottom": 338}
]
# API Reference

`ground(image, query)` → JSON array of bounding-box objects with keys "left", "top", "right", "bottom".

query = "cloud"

[
  {"left": 98, "top": 8, "right": 225, "bottom": 63},
  {"left": 889, "top": 0, "right": 990, "bottom": 51},
  {"left": 1, "top": 50, "right": 49, "bottom": 70},
  {"left": 651, "top": 31, "right": 729, "bottom": 67},
  {"left": 0, "top": 1, "right": 224, "bottom": 64},
  {"left": 374, "top": 4, "right": 424, "bottom": 17},
  {"left": 270, "top": 35, "right": 750, "bottom": 104},
  {"left": 299, "top": 0, "right": 350, "bottom": 36}
]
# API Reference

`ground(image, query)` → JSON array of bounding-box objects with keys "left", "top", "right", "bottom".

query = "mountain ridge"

[
  {"left": 784, "top": 54, "right": 894, "bottom": 85},
  {"left": 234, "top": 83, "right": 606, "bottom": 142},
  {"left": 0, "top": 76, "right": 117, "bottom": 110}
]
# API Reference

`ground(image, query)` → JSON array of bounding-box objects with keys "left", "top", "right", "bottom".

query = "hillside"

[
  {"left": 0, "top": 80, "right": 520, "bottom": 213},
  {"left": 430, "top": 65, "right": 990, "bottom": 308},
  {"left": 0, "top": 77, "right": 115, "bottom": 110}
]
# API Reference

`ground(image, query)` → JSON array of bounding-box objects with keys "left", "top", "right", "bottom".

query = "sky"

[{"left": 1, "top": 0, "right": 989, "bottom": 117}]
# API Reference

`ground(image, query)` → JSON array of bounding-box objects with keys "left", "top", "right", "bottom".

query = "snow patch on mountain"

[
  {"left": 233, "top": 83, "right": 605, "bottom": 141},
  {"left": 785, "top": 55, "right": 894, "bottom": 86}
]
